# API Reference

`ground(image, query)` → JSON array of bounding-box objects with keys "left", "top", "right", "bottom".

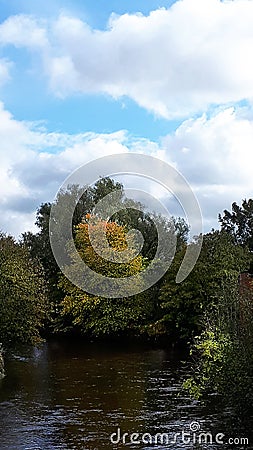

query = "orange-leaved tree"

[{"left": 58, "top": 217, "right": 155, "bottom": 337}]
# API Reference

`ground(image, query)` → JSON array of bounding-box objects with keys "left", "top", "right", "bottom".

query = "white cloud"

[
  {"left": 0, "top": 102, "right": 133, "bottom": 237},
  {"left": 1, "top": 101, "right": 253, "bottom": 237},
  {"left": 2, "top": 1, "right": 253, "bottom": 117},
  {"left": 0, "top": 59, "right": 11, "bottom": 86},
  {"left": 163, "top": 107, "right": 253, "bottom": 186},
  {"left": 161, "top": 107, "right": 253, "bottom": 226},
  {"left": 2, "top": 2, "right": 253, "bottom": 239},
  {"left": 0, "top": 14, "right": 48, "bottom": 49}
]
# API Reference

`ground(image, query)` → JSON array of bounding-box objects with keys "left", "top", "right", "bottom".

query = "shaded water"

[{"left": 0, "top": 339, "right": 251, "bottom": 449}]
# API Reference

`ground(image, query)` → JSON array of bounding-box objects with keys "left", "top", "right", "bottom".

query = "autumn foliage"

[{"left": 58, "top": 218, "right": 151, "bottom": 336}]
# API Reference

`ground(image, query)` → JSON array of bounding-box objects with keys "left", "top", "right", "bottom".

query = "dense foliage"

[
  {"left": 20, "top": 177, "right": 189, "bottom": 337},
  {"left": 185, "top": 200, "right": 253, "bottom": 414},
  {"left": 2, "top": 180, "right": 253, "bottom": 416},
  {"left": 184, "top": 272, "right": 253, "bottom": 414},
  {"left": 219, "top": 198, "right": 253, "bottom": 250},
  {"left": 0, "top": 233, "right": 48, "bottom": 345},
  {"left": 58, "top": 218, "right": 153, "bottom": 336}
]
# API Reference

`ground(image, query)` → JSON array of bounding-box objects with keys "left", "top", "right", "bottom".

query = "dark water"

[{"left": 0, "top": 339, "right": 251, "bottom": 449}]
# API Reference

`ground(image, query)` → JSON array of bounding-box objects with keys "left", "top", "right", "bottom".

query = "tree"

[
  {"left": 184, "top": 269, "right": 253, "bottom": 416},
  {"left": 113, "top": 206, "right": 189, "bottom": 261},
  {"left": 0, "top": 233, "right": 48, "bottom": 345},
  {"left": 182, "top": 228, "right": 253, "bottom": 415},
  {"left": 22, "top": 177, "right": 189, "bottom": 330},
  {"left": 219, "top": 198, "right": 253, "bottom": 251},
  {"left": 157, "top": 231, "right": 250, "bottom": 340},
  {"left": 58, "top": 218, "right": 155, "bottom": 337},
  {"left": 21, "top": 180, "right": 120, "bottom": 319},
  {"left": 22, "top": 180, "right": 123, "bottom": 276}
]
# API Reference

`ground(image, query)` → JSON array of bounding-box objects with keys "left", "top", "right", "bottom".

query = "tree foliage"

[
  {"left": 58, "top": 218, "right": 154, "bottom": 336},
  {"left": 184, "top": 270, "right": 253, "bottom": 414},
  {"left": 219, "top": 198, "right": 253, "bottom": 250},
  {"left": 22, "top": 177, "right": 189, "bottom": 328},
  {"left": 183, "top": 227, "right": 253, "bottom": 414},
  {"left": 21, "top": 179, "right": 123, "bottom": 315},
  {"left": 0, "top": 233, "right": 48, "bottom": 345},
  {"left": 157, "top": 231, "right": 250, "bottom": 340},
  {"left": 3, "top": 175, "right": 253, "bottom": 422}
]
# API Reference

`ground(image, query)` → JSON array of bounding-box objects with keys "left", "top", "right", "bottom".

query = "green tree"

[
  {"left": 157, "top": 231, "right": 250, "bottom": 340},
  {"left": 22, "top": 186, "right": 93, "bottom": 311},
  {"left": 0, "top": 233, "right": 48, "bottom": 345},
  {"left": 182, "top": 228, "right": 253, "bottom": 415},
  {"left": 21, "top": 180, "right": 120, "bottom": 321},
  {"left": 22, "top": 177, "right": 189, "bottom": 331},
  {"left": 219, "top": 198, "right": 253, "bottom": 250},
  {"left": 184, "top": 270, "right": 253, "bottom": 415}
]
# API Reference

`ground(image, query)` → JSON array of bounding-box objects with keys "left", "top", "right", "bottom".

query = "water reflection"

[{"left": 0, "top": 339, "right": 251, "bottom": 449}]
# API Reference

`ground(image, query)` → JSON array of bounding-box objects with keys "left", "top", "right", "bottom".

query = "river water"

[{"left": 0, "top": 338, "right": 251, "bottom": 449}]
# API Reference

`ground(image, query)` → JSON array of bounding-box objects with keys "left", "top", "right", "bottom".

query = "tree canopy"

[
  {"left": 219, "top": 198, "right": 253, "bottom": 251},
  {"left": 0, "top": 233, "right": 48, "bottom": 345},
  {"left": 58, "top": 218, "right": 153, "bottom": 336}
]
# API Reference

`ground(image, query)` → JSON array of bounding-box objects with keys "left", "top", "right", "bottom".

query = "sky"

[{"left": 0, "top": 0, "right": 253, "bottom": 238}]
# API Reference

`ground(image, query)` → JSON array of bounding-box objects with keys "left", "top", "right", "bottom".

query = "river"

[{"left": 0, "top": 338, "right": 251, "bottom": 449}]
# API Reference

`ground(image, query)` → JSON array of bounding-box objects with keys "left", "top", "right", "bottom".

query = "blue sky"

[
  {"left": 0, "top": 0, "right": 178, "bottom": 139},
  {"left": 0, "top": 0, "right": 253, "bottom": 237},
  {"left": 0, "top": 0, "right": 176, "bottom": 26}
]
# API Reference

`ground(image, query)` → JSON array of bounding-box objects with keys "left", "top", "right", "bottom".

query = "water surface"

[{"left": 0, "top": 339, "right": 251, "bottom": 449}]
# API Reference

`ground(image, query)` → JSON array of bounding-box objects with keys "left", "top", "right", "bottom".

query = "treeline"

[
  {"left": 185, "top": 200, "right": 253, "bottom": 416},
  {"left": 1, "top": 178, "right": 253, "bottom": 411},
  {"left": 0, "top": 178, "right": 191, "bottom": 345}
]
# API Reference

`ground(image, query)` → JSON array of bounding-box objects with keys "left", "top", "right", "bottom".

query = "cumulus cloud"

[
  {"left": 163, "top": 107, "right": 253, "bottom": 185},
  {"left": 2, "top": 1, "right": 253, "bottom": 239},
  {"left": 0, "top": 100, "right": 253, "bottom": 237},
  {"left": 1, "top": 1, "right": 253, "bottom": 117},
  {"left": 0, "top": 102, "right": 134, "bottom": 236},
  {"left": 162, "top": 107, "right": 253, "bottom": 226},
  {"left": 0, "top": 14, "right": 48, "bottom": 49}
]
